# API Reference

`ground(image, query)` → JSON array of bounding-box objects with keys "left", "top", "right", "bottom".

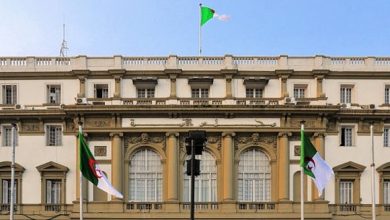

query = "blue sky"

[{"left": 1, "top": 0, "right": 390, "bottom": 56}]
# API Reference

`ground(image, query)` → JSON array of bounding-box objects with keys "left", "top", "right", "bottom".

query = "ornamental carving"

[
  {"left": 94, "top": 146, "right": 107, "bottom": 157},
  {"left": 235, "top": 133, "right": 277, "bottom": 149},
  {"left": 85, "top": 118, "right": 111, "bottom": 128},
  {"left": 22, "top": 123, "right": 40, "bottom": 132},
  {"left": 290, "top": 118, "right": 317, "bottom": 128},
  {"left": 326, "top": 120, "right": 337, "bottom": 133},
  {"left": 128, "top": 133, "right": 164, "bottom": 145}
]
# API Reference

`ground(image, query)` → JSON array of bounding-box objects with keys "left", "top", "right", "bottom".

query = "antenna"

[{"left": 60, "top": 24, "right": 68, "bottom": 57}]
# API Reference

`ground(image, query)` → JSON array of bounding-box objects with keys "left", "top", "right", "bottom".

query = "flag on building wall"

[
  {"left": 79, "top": 130, "right": 123, "bottom": 198},
  {"left": 200, "top": 4, "right": 230, "bottom": 26},
  {"left": 300, "top": 129, "right": 334, "bottom": 195}
]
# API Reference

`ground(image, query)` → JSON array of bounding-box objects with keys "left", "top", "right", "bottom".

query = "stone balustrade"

[{"left": 1, "top": 55, "right": 390, "bottom": 72}]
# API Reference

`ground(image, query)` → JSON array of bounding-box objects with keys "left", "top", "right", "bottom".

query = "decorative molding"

[
  {"left": 128, "top": 133, "right": 165, "bottom": 145},
  {"left": 130, "top": 118, "right": 193, "bottom": 127},
  {"left": 85, "top": 118, "right": 111, "bottom": 128},
  {"left": 200, "top": 118, "right": 276, "bottom": 128},
  {"left": 234, "top": 133, "right": 277, "bottom": 149},
  {"left": 94, "top": 146, "right": 107, "bottom": 157}
]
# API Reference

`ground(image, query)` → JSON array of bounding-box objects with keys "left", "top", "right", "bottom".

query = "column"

[
  {"left": 166, "top": 132, "right": 179, "bottom": 201},
  {"left": 222, "top": 132, "right": 235, "bottom": 201},
  {"left": 225, "top": 75, "right": 232, "bottom": 98},
  {"left": 111, "top": 133, "right": 123, "bottom": 200},
  {"left": 278, "top": 132, "right": 290, "bottom": 201},
  {"left": 169, "top": 74, "right": 177, "bottom": 98},
  {"left": 114, "top": 76, "right": 121, "bottom": 98},
  {"left": 78, "top": 76, "right": 86, "bottom": 98},
  {"left": 316, "top": 75, "right": 324, "bottom": 98},
  {"left": 312, "top": 133, "right": 325, "bottom": 200},
  {"left": 279, "top": 75, "right": 288, "bottom": 98}
]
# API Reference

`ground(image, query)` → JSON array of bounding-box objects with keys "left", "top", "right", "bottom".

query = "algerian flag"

[
  {"left": 200, "top": 4, "right": 230, "bottom": 26},
  {"left": 79, "top": 129, "right": 123, "bottom": 198},
  {"left": 300, "top": 129, "right": 334, "bottom": 195}
]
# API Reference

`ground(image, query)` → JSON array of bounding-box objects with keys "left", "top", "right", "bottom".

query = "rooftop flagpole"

[
  {"left": 199, "top": 3, "right": 202, "bottom": 56},
  {"left": 300, "top": 121, "right": 305, "bottom": 220},
  {"left": 78, "top": 122, "right": 83, "bottom": 220}
]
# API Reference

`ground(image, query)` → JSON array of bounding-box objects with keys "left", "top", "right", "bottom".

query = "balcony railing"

[
  {"left": 384, "top": 204, "right": 390, "bottom": 212},
  {"left": 126, "top": 202, "right": 163, "bottom": 211},
  {"left": 237, "top": 202, "right": 276, "bottom": 211},
  {"left": 181, "top": 202, "right": 219, "bottom": 211},
  {"left": 0, "top": 203, "right": 17, "bottom": 212},
  {"left": 44, "top": 203, "right": 63, "bottom": 212}
]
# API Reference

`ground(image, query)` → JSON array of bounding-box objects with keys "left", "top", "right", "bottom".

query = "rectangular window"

[
  {"left": 340, "top": 86, "right": 352, "bottom": 104},
  {"left": 385, "top": 180, "right": 390, "bottom": 204},
  {"left": 2, "top": 85, "right": 17, "bottom": 105},
  {"left": 385, "top": 128, "right": 389, "bottom": 147},
  {"left": 2, "top": 126, "right": 17, "bottom": 147},
  {"left": 246, "top": 88, "right": 263, "bottom": 98},
  {"left": 339, "top": 180, "right": 353, "bottom": 204},
  {"left": 46, "top": 180, "right": 61, "bottom": 204},
  {"left": 94, "top": 84, "right": 108, "bottom": 98},
  {"left": 46, "top": 125, "right": 62, "bottom": 146},
  {"left": 2, "top": 179, "right": 17, "bottom": 204},
  {"left": 340, "top": 127, "right": 353, "bottom": 147},
  {"left": 137, "top": 88, "right": 155, "bottom": 98},
  {"left": 293, "top": 85, "right": 307, "bottom": 99},
  {"left": 386, "top": 86, "right": 390, "bottom": 104},
  {"left": 191, "top": 88, "right": 209, "bottom": 98},
  {"left": 47, "top": 85, "right": 61, "bottom": 104}
]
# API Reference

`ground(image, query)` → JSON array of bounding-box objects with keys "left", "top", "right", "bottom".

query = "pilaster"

[
  {"left": 110, "top": 132, "right": 123, "bottom": 201},
  {"left": 166, "top": 132, "right": 179, "bottom": 201},
  {"left": 222, "top": 132, "right": 235, "bottom": 201},
  {"left": 312, "top": 132, "right": 326, "bottom": 201},
  {"left": 277, "top": 132, "right": 290, "bottom": 201}
]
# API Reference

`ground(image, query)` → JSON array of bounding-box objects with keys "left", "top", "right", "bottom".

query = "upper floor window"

[
  {"left": 94, "top": 84, "right": 108, "bottom": 99},
  {"left": 339, "top": 180, "right": 353, "bottom": 204},
  {"left": 340, "top": 85, "right": 353, "bottom": 104},
  {"left": 294, "top": 84, "right": 307, "bottom": 99},
  {"left": 191, "top": 88, "right": 209, "bottom": 98},
  {"left": 385, "top": 86, "right": 390, "bottom": 104},
  {"left": 340, "top": 126, "right": 354, "bottom": 147},
  {"left": 238, "top": 148, "right": 271, "bottom": 202},
  {"left": 47, "top": 85, "right": 61, "bottom": 104},
  {"left": 46, "top": 179, "right": 61, "bottom": 204},
  {"left": 2, "top": 179, "right": 17, "bottom": 205},
  {"left": 46, "top": 125, "right": 62, "bottom": 146},
  {"left": 183, "top": 151, "right": 217, "bottom": 202},
  {"left": 246, "top": 88, "right": 263, "bottom": 98},
  {"left": 129, "top": 148, "right": 162, "bottom": 202},
  {"left": 2, "top": 125, "right": 17, "bottom": 147},
  {"left": 384, "top": 128, "right": 389, "bottom": 147},
  {"left": 137, "top": 88, "right": 155, "bottom": 98},
  {"left": 385, "top": 180, "right": 390, "bottom": 205},
  {"left": 2, "top": 85, "right": 17, "bottom": 105}
]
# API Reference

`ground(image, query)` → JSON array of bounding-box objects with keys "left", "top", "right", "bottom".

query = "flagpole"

[
  {"left": 370, "top": 123, "right": 376, "bottom": 220},
  {"left": 199, "top": 3, "right": 202, "bottom": 55},
  {"left": 300, "top": 121, "right": 305, "bottom": 220},
  {"left": 78, "top": 124, "right": 83, "bottom": 220},
  {"left": 10, "top": 123, "right": 16, "bottom": 220}
]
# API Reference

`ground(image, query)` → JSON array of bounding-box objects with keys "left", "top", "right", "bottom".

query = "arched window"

[
  {"left": 129, "top": 148, "right": 162, "bottom": 202},
  {"left": 183, "top": 151, "right": 217, "bottom": 202},
  {"left": 238, "top": 148, "right": 271, "bottom": 202}
]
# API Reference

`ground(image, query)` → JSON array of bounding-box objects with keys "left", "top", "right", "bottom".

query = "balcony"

[
  {"left": 181, "top": 202, "right": 219, "bottom": 211},
  {"left": 237, "top": 202, "right": 276, "bottom": 212},
  {"left": 126, "top": 202, "right": 163, "bottom": 212}
]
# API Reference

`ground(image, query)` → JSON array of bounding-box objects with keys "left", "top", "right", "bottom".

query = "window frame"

[
  {"left": 94, "top": 84, "right": 109, "bottom": 99},
  {"left": 246, "top": 88, "right": 263, "bottom": 98},
  {"left": 1, "top": 84, "right": 17, "bottom": 105},
  {"left": 191, "top": 88, "right": 209, "bottom": 98},
  {"left": 137, "top": 88, "right": 155, "bottom": 98},
  {"left": 1, "top": 125, "right": 18, "bottom": 147},
  {"left": 340, "top": 85, "right": 353, "bottom": 104},
  {"left": 384, "top": 127, "right": 389, "bottom": 147},
  {"left": 45, "top": 124, "right": 62, "bottom": 146},
  {"left": 385, "top": 85, "right": 390, "bottom": 104},
  {"left": 334, "top": 161, "right": 365, "bottom": 205},
  {"left": 0, "top": 162, "right": 24, "bottom": 209},
  {"left": 340, "top": 125, "right": 355, "bottom": 147},
  {"left": 293, "top": 84, "right": 307, "bottom": 99},
  {"left": 46, "top": 84, "right": 61, "bottom": 104}
]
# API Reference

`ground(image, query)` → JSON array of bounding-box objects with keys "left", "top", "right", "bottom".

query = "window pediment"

[
  {"left": 333, "top": 161, "right": 365, "bottom": 173},
  {"left": 132, "top": 77, "right": 158, "bottom": 89},
  {"left": 243, "top": 77, "right": 269, "bottom": 89},
  {"left": 188, "top": 77, "right": 213, "bottom": 88},
  {"left": 377, "top": 162, "right": 390, "bottom": 173},
  {"left": 0, "top": 161, "right": 25, "bottom": 173},
  {"left": 36, "top": 161, "right": 69, "bottom": 173}
]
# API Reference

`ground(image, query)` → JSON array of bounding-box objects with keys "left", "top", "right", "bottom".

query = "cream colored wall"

[
  {"left": 233, "top": 79, "right": 280, "bottom": 98},
  {"left": 324, "top": 79, "right": 390, "bottom": 105},
  {"left": 176, "top": 78, "right": 190, "bottom": 98},
  {"left": 121, "top": 79, "right": 135, "bottom": 98},
  {"left": 287, "top": 79, "right": 315, "bottom": 98},
  {"left": 89, "top": 139, "right": 112, "bottom": 160},
  {"left": 155, "top": 79, "right": 170, "bottom": 98},
  {"left": 86, "top": 79, "right": 115, "bottom": 98},
  {"left": 0, "top": 79, "right": 79, "bottom": 105},
  {"left": 0, "top": 132, "right": 76, "bottom": 204},
  {"left": 209, "top": 79, "right": 225, "bottom": 98}
]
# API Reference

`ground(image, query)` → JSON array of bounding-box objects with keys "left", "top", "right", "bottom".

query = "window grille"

[
  {"left": 137, "top": 88, "right": 155, "bottom": 98},
  {"left": 46, "top": 125, "right": 62, "bottom": 146},
  {"left": 386, "top": 87, "right": 390, "bottom": 104},
  {"left": 339, "top": 180, "right": 353, "bottom": 204},
  {"left": 94, "top": 84, "right": 108, "bottom": 98},
  {"left": 384, "top": 128, "right": 389, "bottom": 147},
  {"left": 246, "top": 88, "right": 263, "bottom": 98},
  {"left": 293, "top": 87, "right": 306, "bottom": 99},
  {"left": 46, "top": 180, "right": 61, "bottom": 204},
  {"left": 2, "top": 179, "right": 17, "bottom": 204},
  {"left": 340, "top": 87, "right": 352, "bottom": 104},
  {"left": 192, "top": 88, "right": 209, "bottom": 98}
]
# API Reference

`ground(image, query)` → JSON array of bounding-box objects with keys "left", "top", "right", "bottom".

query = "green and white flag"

[
  {"left": 300, "top": 129, "right": 334, "bottom": 195},
  {"left": 200, "top": 4, "right": 230, "bottom": 26},
  {"left": 79, "top": 129, "right": 123, "bottom": 198}
]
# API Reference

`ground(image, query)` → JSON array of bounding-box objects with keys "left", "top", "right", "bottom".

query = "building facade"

[{"left": 0, "top": 55, "right": 389, "bottom": 219}]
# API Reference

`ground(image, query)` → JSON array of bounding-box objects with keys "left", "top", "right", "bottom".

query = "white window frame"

[
  {"left": 183, "top": 151, "right": 217, "bottom": 202},
  {"left": 339, "top": 180, "right": 353, "bottom": 204},
  {"left": 385, "top": 86, "right": 390, "bottom": 104},
  {"left": 293, "top": 84, "right": 307, "bottom": 99},
  {"left": 47, "top": 85, "right": 61, "bottom": 104},
  {"left": 46, "top": 125, "right": 62, "bottom": 146},
  {"left": 137, "top": 88, "right": 155, "bottom": 98},
  {"left": 238, "top": 148, "right": 271, "bottom": 202},
  {"left": 129, "top": 148, "right": 162, "bottom": 202},
  {"left": 191, "top": 88, "right": 209, "bottom": 98},
  {"left": 2, "top": 85, "right": 17, "bottom": 105},
  {"left": 1, "top": 125, "right": 17, "bottom": 147},
  {"left": 384, "top": 180, "right": 390, "bottom": 204},
  {"left": 2, "top": 179, "right": 17, "bottom": 204},
  {"left": 340, "top": 126, "right": 354, "bottom": 147},
  {"left": 384, "top": 127, "right": 389, "bottom": 147},
  {"left": 94, "top": 84, "right": 109, "bottom": 99},
  {"left": 246, "top": 88, "right": 263, "bottom": 98},
  {"left": 340, "top": 85, "right": 353, "bottom": 104},
  {"left": 46, "top": 179, "right": 61, "bottom": 204}
]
